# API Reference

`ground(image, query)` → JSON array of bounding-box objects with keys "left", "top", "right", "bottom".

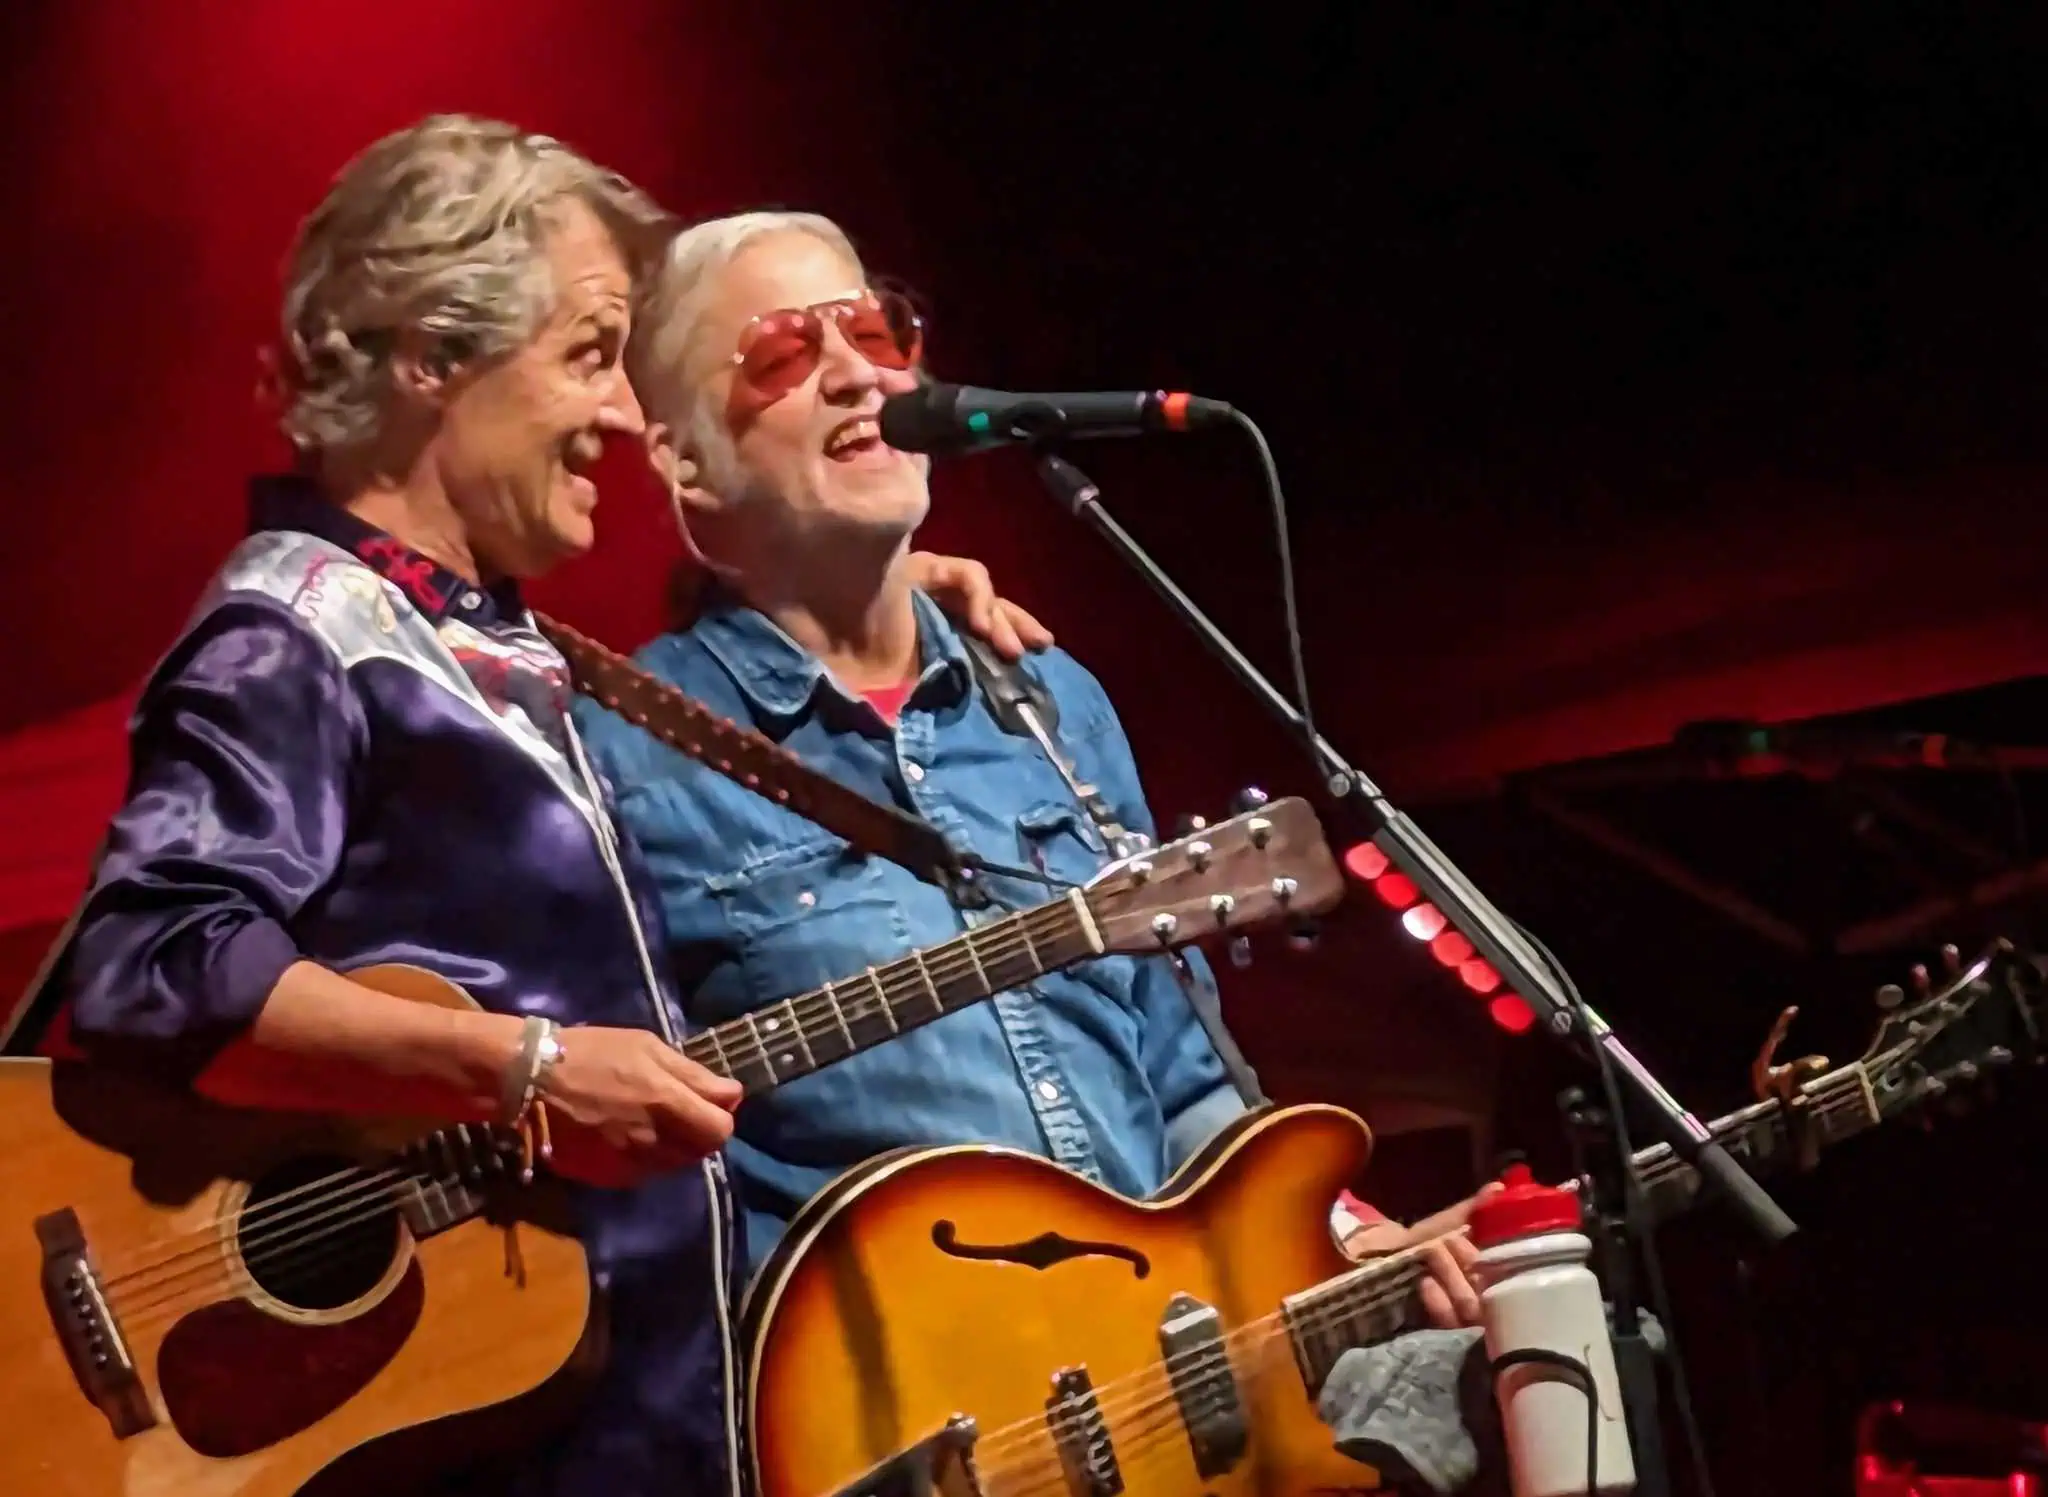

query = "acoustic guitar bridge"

[{"left": 35, "top": 1207, "right": 156, "bottom": 1437}]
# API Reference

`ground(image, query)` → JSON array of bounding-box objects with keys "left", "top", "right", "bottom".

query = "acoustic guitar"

[
  {"left": 0, "top": 797, "right": 1342, "bottom": 1497},
  {"left": 743, "top": 940, "right": 2043, "bottom": 1497}
]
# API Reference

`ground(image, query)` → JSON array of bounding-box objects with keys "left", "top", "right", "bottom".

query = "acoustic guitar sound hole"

[{"left": 236, "top": 1155, "right": 402, "bottom": 1311}]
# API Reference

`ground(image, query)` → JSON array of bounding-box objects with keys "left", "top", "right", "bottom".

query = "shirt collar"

[
  {"left": 690, "top": 581, "right": 973, "bottom": 721},
  {"left": 245, "top": 473, "right": 526, "bottom": 627}
]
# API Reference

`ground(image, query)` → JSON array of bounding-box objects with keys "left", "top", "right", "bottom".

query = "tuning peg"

[
  {"left": 1286, "top": 916, "right": 1321, "bottom": 952},
  {"left": 1910, "top": 963, "right": 1932, "bottom": 999},
  {"left": 1228, "top": 935, "right": 1254, "bottom": 969},
  {"left": 1941, "top": 943, "right": 1962, "bottom": 976},
  {"left": 1173, "top": 813, "right": 1210, "bottom": 839},
  {"left": 1230, "top": 786, "right": 1271, "bottom": 815},
  {"left": 1875, "top": 983, "right": 1905, "bottom": 1011}
]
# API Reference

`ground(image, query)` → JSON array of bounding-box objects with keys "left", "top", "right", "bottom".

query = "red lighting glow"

[
  {"left": 1489, "top": 995, "right": 1537, "bottom": 1033},
  {"left": 1343, "top": 843, "right": 1390, "bottom": 882},
  {"left": 1337, "top": 841, "right": 1538, "bottom": 1039},
  {"left": 1458, "top": 958, "right": 1503, "bottom": 994},
  {"left": 1429, "top": 929, "right": 1474, "bottom": 965},
  {"left": 1400, "top": 902, "right": 1448, "bottom": 941},
  {"left": 1373, "top": 873, "right": 1419, "bottom": 910}
]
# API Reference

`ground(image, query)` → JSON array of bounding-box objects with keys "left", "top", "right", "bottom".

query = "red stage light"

[
  {"left": 1343, "top": 842, "right": 1390, "bottom": 881},
  {"left": 1429, "top": 929, "right": 1474, "bottom": 966},
  {"left": 1489, "top": 995, "right": 1537, "bottom": 1033},
  {"left": 1400, "top": 902, "right": 1448, "bottom": 941},
  {"left": 1373, "top": 873, "right": 1419, "bottom": 910},
  {"left": 1458, "top": 958, "right": 1502, "bottom": 994},
  {"left": 1340, "top": 842, "right": 1536, "bottom": 1038}
]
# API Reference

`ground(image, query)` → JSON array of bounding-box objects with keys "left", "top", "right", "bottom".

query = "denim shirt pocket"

[
  {"left": 1014, "top": 800, "right": 1106, "bottom": 884},
  {"left": 700, "top": 839, "right": 911, "bottom": 1010}
]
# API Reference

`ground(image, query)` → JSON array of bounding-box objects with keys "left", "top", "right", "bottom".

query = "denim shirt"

[{"left": 575, "top": 587, "right": 1245, "bottom": 1275}]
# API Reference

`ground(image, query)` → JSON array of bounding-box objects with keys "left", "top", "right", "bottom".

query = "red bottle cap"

[{"left": 1467, "top": 1162, "right": 1581, "bottom": 1247}]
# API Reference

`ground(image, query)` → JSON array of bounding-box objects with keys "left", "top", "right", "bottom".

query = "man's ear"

[{"left": 649, "top": 422, "right": 720, "bottom": 518}]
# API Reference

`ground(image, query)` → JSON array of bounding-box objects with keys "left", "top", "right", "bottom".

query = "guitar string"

[
  {"left": 111, "top": 1074, "right": 1869, "bottom": 1497},
  {"left": 100, "top": 868, "right": 1133, "bottom": 1298},
  {"left": 117, "top": 1048, "right": 1869, "bottom": 1363},
  {"left": 92, "top": 906, "right": 1079, "bottom": 1293},
  {"left": 98, "top": 918, "right": 1064, "bottom": 1324},
  {"left": 108, "top": 1002, "right": 1870, "bottom": 1376},
  {"left": 937, "top": 1081, "right": 1880, "bottom": 1473},
  {"left": 96, "top": 915, "right": 1077, "bottom": 1315}
]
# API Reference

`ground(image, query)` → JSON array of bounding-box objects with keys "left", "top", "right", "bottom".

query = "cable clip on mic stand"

[{"left": 1023, "top": 436, "right": 1799, "bottom": 1497}]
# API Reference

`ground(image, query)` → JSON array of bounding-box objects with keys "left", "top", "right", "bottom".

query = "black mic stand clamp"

[{"left": 1560, "top": 1086, "right": 1673, "bottom": 1497}]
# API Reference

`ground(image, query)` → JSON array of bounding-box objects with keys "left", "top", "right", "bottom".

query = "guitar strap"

[
  {"left": 960, "top": 635, "right": 1269, "bottom": 1108},
  {"left": 534, "top": 612, "right": 967, "bottom": 891}
]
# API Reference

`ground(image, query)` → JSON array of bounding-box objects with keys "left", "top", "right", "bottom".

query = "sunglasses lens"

[
  {"left": 842, "top": 290, "right": 924, "bottom": 370},
  {"left": 737, "top": 309, "right": 824, "bottom": 401}
]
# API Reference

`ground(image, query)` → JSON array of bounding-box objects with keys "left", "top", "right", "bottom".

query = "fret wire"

[
  {"left": 909, "top": 948, "right": 941, "bottom": 1019},
  {"left": 823, "top": 979, "right": 856, "bottom": 1050},
  {"left": 865, "top": 968, "right": 896, "bottom": 1032},
  {"left": 1016, "top": 917, "right": 1045, "bottom": 974},
  {"left": 1306, "top": 1080, "right": 1886, "bottom": 1333},
  {"left": 701, "top": 898, "right": 1095, "bottom": 1075},
  {"left": 711, "top": 931, "right": 1025, "bottom": 1070}
]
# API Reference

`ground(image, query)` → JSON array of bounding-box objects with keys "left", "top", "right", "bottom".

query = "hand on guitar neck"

[
  {"left": 155, "top": 960, "right": 742, "bottom": 1188},
  {"left": 1336, "top": 1186, "right": 1499, "bottom": 1329}
]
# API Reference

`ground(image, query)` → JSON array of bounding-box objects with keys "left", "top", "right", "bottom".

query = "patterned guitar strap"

[{"left": 959, "top": 635, "right": 1268, "bottom": 1109}]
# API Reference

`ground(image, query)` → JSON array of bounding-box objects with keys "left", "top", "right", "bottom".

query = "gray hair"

[
  {"left": 275, "top": 113, "right": 676, "bottom": 456},
  {"left": 628, "top": 210, "right": 861, "bottom": 479}
]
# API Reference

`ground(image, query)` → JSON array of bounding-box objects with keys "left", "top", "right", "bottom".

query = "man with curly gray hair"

[{"left": 19, "top": 115, "right": 750, "bottom": 1496}]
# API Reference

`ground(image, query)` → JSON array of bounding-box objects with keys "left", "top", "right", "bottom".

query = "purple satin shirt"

[{"left": 26, "top": 476, "right": 743, "bottom": 1497}]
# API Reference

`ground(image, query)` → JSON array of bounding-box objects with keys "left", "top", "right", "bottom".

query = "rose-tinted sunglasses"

[{"left": 730, "top": 287, "right": 925, "bottom": 406}]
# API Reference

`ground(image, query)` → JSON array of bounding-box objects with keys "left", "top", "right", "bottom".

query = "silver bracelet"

[{"left": 500, "top": 1015, "right": 564, "bottom": 1125}]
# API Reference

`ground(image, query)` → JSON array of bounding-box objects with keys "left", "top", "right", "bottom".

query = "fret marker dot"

[{"left": 1037, "top": 1080, "right": 1061, "bottom": 1102}]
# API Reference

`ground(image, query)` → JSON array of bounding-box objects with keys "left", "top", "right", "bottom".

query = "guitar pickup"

[
  {"left": 1046, "top": 1366, "right": 1122, "bottom": 1497},
  {"left": 1158, "top": 1292, "right": 1247, "bottom": 1478},
  {"left": 36, "top": 1207, "right": 156, "bottom": 1438}
]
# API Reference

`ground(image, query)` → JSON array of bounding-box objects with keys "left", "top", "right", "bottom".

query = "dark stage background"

[{"left": 3, "top": 5, "right": 2046, "bottom": 1492}]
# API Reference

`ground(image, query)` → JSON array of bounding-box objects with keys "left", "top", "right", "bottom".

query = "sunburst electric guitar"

[
  {"left": 0, "top": 798, "right": 1342, "bottom": 1497},
  {"left": 744, "top": 940, "right": 2044, "bottom": 1497}
]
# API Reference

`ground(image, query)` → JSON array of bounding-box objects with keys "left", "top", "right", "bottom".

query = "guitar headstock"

[
  {"left": 1853, "top": 940, "right": 2046, "bottom": 1120},
  {"left": 1082, "top": 795, "right": 1345, "bottom": 956}
]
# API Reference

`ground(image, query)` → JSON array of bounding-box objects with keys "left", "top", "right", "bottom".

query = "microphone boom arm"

[{"left": 1029, "top": 448, "right": 1797, "bottom": 1249}]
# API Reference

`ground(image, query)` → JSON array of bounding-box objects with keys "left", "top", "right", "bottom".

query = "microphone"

[{"left": 879, "top": 380, "right": 1236, "bottom": 455}]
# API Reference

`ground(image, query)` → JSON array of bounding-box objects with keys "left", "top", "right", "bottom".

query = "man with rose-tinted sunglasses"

[{"left": 575, "top": 210, "right": 1487, "bottom": 1340}]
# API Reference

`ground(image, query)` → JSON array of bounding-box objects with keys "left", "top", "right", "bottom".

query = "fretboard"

[
  {"left": 1282, "top": 1055, "right": 1889, "bottom": 1390},
  {"left": 679, "top": 889, "right": 1103, "bottom": 1094}
]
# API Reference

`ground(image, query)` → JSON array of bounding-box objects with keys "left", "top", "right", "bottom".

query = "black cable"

[
  {"left": 1226, "top": 408, "right": 1323, "bottom": 780},
  {"left": 1517, "top": 922, "right": 1718, "bottom": 1497},
  {"left": 1489, "top": 1347, "right": 1600, "bottom": 1496},
  {"left": 1225, "top": 406, "right": 1716, "bottom": 1496}
]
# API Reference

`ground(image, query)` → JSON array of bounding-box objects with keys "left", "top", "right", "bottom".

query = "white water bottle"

[{"left": 1469, "top": 1164, "right": 1636, "bottom": 1497}]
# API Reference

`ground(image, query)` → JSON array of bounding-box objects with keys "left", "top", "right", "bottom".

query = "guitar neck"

[
  {"left": 1623, "top": 1052, "right": 1886, "bottom": 1224},
  {"left": 679, "top": 891, "right": 1103, "bottom": 1095},
  {"left": 1283, "top": 1055, "right": 1891, "bottom": 1383}
]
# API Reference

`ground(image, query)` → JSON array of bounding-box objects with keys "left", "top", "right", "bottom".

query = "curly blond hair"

[{"left": 275, "top": 113, "right": 675, "bottom": 455}]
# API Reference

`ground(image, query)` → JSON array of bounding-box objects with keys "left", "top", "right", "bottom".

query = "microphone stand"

[
  {"left": 1028, "top": 446, "right": 1797, "bottom": 1489},
  {"left": 1562, "top": 1086, "right": 1673, "bottom": 1497}
]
